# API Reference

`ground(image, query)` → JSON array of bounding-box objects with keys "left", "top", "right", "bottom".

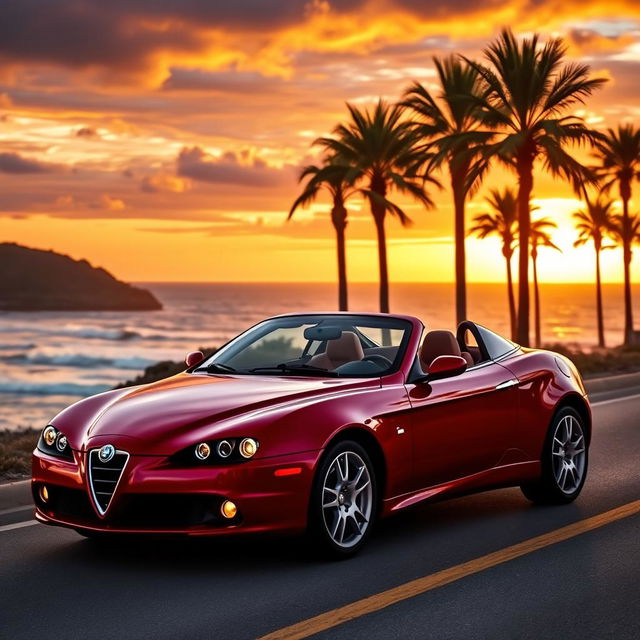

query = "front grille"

[
  {"left": 35, "top": 484, "right": 235, "bottom": 529},
  {"left": 88, "top": 449, "right": 129, "bottom": 515}
]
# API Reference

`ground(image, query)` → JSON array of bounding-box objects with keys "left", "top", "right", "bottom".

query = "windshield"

[{"left": 195, "top": 314, "right": 412, "bottom": 378}]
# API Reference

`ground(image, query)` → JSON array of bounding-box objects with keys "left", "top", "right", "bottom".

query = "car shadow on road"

[{"left": 37, "top": 485, "right": 586, "bottom": 578}]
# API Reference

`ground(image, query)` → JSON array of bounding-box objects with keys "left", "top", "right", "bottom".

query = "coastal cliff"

[{"left": 0, "top": 243, "right": 162, "bottom": 311}]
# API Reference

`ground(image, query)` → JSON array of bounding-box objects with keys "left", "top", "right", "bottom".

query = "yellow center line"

[{"left": 258, "top": 500, "right": 640, "bottom": 640}]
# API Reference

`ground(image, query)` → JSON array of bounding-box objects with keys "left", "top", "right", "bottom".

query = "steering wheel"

[{"left": 361, "top": 355, "right": 392, "bottom": 369}]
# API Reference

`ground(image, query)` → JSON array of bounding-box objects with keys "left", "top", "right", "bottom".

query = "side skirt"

[{"left": 381, "top": 461, "right": 541, "bottom": 516}]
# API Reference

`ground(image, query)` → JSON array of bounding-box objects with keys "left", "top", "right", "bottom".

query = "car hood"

[{"left": 56, "top": 372, "right": 377, "bottom": 455}]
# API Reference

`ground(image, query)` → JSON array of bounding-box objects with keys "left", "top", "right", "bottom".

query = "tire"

[
  {"left": 521, "top": 406, "right": 589, "bottom": 505},
  {"left": 308, "top": 440, "right": 377, "bottom": 558}
]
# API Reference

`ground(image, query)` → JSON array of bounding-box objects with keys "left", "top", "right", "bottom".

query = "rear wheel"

[
  {"left": 308, "top": 440, "right": 377, "bottom": 558},
  {"left": 521, "top": 407, "right": 588, "bottom": 504}
]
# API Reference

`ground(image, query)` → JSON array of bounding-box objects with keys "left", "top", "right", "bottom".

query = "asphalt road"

[{"left": 1, "top": 390, "right": 639, "bottom": 640}]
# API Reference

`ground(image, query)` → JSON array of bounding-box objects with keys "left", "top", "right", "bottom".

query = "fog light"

[
  {"left": 56, "top": 433, "right": 68, "bottom": 452},
  {"left": 39, "top": 485, "right": 49, "bottom": 503},
  {"left": 239, "top": 438, "right": 258, "bottom": 459},
  {"left": 217, "top": 440, "right": 233, "bottom": 458},
  {"left": 43, "top": 426, "right": 57, "bottom": 447},
  {"left": 195, "top": 442, "right": 210, "bottom": 460},
  {"left": 220, "top": 500, "right": 237, "bottom": 519}
]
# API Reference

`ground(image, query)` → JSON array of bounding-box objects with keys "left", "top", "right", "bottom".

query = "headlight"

[
  {"left": 55, "top": 433, "right": 68, "bottom": 452},
  {"left": 195, "top": 442, "right": 211, "bottom": 460},
  {"left": 216, "top": 440, "right": 233, "bottom": 458},
  {"left": 239, "top": 438, "right": 258, "bottom": 459},
  {"left": 38, "top": 425, "right": 73, "bottom": 460},
  {"left": 180, "top": 437, "right": 259, "bottom": 465},
  {"left": 43, "top": 426, "right": 57, "bottom": 447}
]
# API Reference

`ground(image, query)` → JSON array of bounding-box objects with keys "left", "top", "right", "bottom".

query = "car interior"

[{"left": 306, "top": 321, "right": 490, "bottom": 375}]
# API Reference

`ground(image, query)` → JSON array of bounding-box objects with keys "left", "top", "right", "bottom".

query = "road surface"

[{"left": 1, "top": 390, "right": 639, "bottom": 639}]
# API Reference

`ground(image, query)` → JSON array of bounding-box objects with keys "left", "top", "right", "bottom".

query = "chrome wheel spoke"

[
  {"left": 322, "top": 450, "right": 373, "bottom": 549},
  {"left": 354, "top": 480, "right": 370, "bottom": 495},
  {"left": 552, "top": 416, "right": 586, "bottom": 495}
]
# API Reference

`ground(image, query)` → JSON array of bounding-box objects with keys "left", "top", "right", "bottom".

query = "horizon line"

[{"left": 133, "top": 280, "right": 636, "bottom": 286}]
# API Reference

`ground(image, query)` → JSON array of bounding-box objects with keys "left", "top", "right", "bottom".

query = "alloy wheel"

[
  {"left": 551, "top": 414, "right": 586, "bottom": 494},
  {"left": 321, "top": 450, "right": 373, "bottom": 549}
]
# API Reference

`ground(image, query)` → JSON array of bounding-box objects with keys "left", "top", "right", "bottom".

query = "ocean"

[{"left": 1, "top": 281, "right": 638, "bottom": 431}]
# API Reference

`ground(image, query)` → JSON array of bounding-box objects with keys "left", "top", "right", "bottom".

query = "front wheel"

[
  {"left": 521, "top": 407, "right": 589, "bottom": 504},
  {"left": 308, "top": 440, "right": 377, "bottom": 558}
]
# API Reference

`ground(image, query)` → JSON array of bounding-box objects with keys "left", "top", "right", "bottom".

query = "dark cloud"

[
  {"left": 177, "top": 147, "right": 295, "bottom": 187},
  {"left": 0, "top": 0, "right": 366, "bottom": 72},
  {"left": 75, "top": 126, "right": 99, "bottom": 138},
  {"left": 390, "top": 0, "right": 505, "bottom": 17},
  {"left": 162, "top": 67, "right": 283, "bottom": 93},
  {"left": 0, "top": 152, "right": 58, "bottom": 174}
]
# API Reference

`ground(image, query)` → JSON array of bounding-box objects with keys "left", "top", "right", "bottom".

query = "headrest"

[
  {"left": 419, "top": 330, "right": 461, "bottom": 369},
  {"left": 326, "top": 331, "right": 364, "bottom": 364}
]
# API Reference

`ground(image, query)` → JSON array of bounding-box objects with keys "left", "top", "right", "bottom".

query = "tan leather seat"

[
  {"left": 419, "top": 330, "right": 473, "bottom": 369},
  {"left": 308, "top": 331, "right": 364, "bottom": 370}
]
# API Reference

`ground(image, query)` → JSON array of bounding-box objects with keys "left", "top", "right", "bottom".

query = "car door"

[{"left": 406, "top": 361, "right": 519, "bottom": 491}]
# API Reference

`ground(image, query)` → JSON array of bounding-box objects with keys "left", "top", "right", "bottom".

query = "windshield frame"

[{"left": 192, "top": 313, "right": 415, "bottom": 379}]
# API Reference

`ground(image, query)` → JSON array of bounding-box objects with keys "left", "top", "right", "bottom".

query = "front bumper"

[{"left": 32, "top": 447, "right": 319, "bottom": 536}]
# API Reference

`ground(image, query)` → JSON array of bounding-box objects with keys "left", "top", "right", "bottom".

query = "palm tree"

[
  {"left": 609, "top": 211, "right": 640, "bottom": 344},
  {"left": 403, "top": 56, "right": 491, "bottom": 325},
  {"left": 530, "top": 218, "right": 561, "bottom": 348},
  {"left": 289, "top": 160, "right": 356, "bottom": 311},
  {"left": 469, "top": 187, "right": 519, "bottom": 340},
  {"left": 593, "top": 124, "right": 640, "bottom": 344},
  {"left": 315, "top": 100, "right": 438, "bottom": 313},
  {"left": 465, "top": 29, "right": 606, "bottom": 346},
  {"left": 573, "top": 196, "right": 616, "bottom": 348}
]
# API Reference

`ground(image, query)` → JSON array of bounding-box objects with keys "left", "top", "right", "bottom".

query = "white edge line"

[
  {"left": 0, "top": 479, "right": 31, "bottom": 490},
  {"left": 0, "top": 520, "right": 38, "bottom": 533},
  {"left": 591, "top": 392, "right": 640, "bottom": 407},
  {"left": 0, "top": 505, "right": 33, "bottom": 516}
]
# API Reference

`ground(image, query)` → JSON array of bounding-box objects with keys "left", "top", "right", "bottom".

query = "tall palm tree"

[
  {"left": 573, "top": 196, "right": 616, "bottom": 348},
  {"left": 609, "top": 211, "right": 640, "bottom": 344},
  {"left": 316, "top": 100, "right": 438, "bottom": 313},
  {"left": 403, "top": 56, "right": 491, "bottom": 325},
  {"left": 289, "top": 160, "right": 356, "bottom": 311},
  {"left": 465, "top": 29, "right": 606, "bottom": 346},
  {"left": 530, "top": 218, "right": 561, "bottom": 348},
  {"left": 593, "top": 124, "right": 640, "bottom": 344},
  {"left": 469, "top": 187, "right": 519, "bottom": 340}
]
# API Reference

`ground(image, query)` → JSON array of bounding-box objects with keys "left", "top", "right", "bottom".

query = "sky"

[{"left": 1, "top": 0, "right": 640, "bottom": 283}]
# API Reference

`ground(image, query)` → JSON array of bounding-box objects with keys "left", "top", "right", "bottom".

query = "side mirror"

[
  {"left": 426, "top": 355, "right": 467, "bottom": 381},
  {"left": 185, "top": 350, "right": 204, "bottom": 368}
]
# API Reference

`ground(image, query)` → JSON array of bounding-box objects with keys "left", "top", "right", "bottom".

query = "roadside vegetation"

[{"left": 0, "top": 428, "right": 39, "bottom": 480}]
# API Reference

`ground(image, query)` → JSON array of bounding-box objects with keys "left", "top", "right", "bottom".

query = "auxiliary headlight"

[
  {"left": 216, "top": 440, "right": 233, "bottom": 458},
  {"left": 55, "top": 433, "right": 68, "bottom": 452},
  {"left": 239, "top": 438, "right": 258, "bottom": 459},
  {"left": 195, "top": 442, "right": 211, "bottom": 460},
  {"left": 43, "top": 426, "right": 57, "bottom": 447}
]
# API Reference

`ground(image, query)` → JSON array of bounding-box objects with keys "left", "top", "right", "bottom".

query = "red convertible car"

[{"left": 32, "top": 313, "right": 590, "bottom": 556}]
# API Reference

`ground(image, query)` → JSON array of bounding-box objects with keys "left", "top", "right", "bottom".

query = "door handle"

[{"left": 495, "top": 379, "right": 519, "bottom": 390}]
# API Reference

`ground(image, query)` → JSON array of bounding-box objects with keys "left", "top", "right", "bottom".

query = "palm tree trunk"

[
  {"left": 621, "top": 187, "right": 634, "bottom": 345},
  {"left": 595, "top": 241, "right": 605, "bottom": 348},
  {"left": 335, "top": 224, "right": 348, "bottom": 312},
  {"left": 505, "top": 249, "right": 517, "bottom": 341},
  {"left": 532, "top": 248, "right": 541, "bottom": 348},
  {"left": 332, "top": 203, "right": 349, "bottom": 312},
  {"left": 516, "top": 153, "right": 534, "bottom": 347},
  {"left": 452, "top": 174, "right": 467, "bottom": 325},
  {"left": 372, "top": 211, "right": 389, "bottom": 313}
]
